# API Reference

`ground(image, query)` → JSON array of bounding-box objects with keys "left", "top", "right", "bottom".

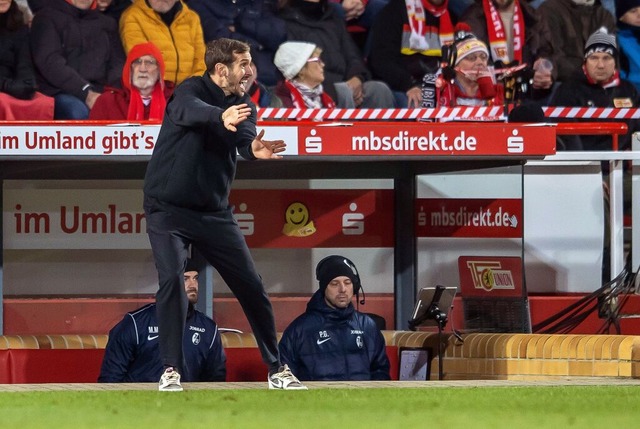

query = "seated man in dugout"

[
  {"left": 278, "top": 255, "right": 390, "bottom": 381},
  {"left": 90, "top": 42, "right": 174, "bottom": 121},
  {"left": 98, "top": 259, "right": 226, "bottom": 384}
]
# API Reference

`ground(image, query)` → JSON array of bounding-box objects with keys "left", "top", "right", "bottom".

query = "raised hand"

[
  {"left": 251, "top": 129, "right": 286, "bottom": 159},
  {"left": 222, "top": 103, "right": 252, "bottom": 132}
]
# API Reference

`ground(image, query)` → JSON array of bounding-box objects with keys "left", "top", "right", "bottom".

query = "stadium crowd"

[{"left": 1, "top": 0, "right": 638, "bottom": 143}]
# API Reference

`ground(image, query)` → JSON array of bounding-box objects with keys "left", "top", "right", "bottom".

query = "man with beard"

[
  {"left": 90, "top": 42, "right": 174, "bottom": 120},
  {"left": 143, "top": 38, "right": 307, "bottom": 392},
  {"left": 279, "top": 255, "right": 390, "bottom": 381},
  {"left": 98, "top": 260, "right": 226, "bottom": 383},
  {"left": 459, "top": 0, "right": 554, "bottom": 101}
]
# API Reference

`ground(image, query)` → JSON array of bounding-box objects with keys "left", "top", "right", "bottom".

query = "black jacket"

[
  {"left": 143, "top": 73, "right": 257, "bottom": 211},
  {"left": 188, "top": 0, "right": 286, "bottom": 86},
  {"left": 29, "top": 0, "right": 125, "bottom": 99},
  {"left": 278, "top": 289, "right": 390, "bottom": 381},
  {"left": 550, "top": 72, "right": 640, "bottom": 151},
  {"left": 279, "top": 0, "right": 371, "bottom": 101},
  {"left": 98, "top": 303, "right": 226, "bottom": 382},
  {"left": 0, "top": 20, "right": 36, "bottom": 99}
]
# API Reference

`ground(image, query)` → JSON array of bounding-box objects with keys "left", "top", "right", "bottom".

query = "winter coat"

[
  {"left": 538, "top": 0, "right": 615, "bottom": 82},
  {"left": 98, "top": 303, "right": 226, "bottom": 382},
  {"left": 0, "top": 19, "right": 36, "bottom": 99},
  {"left": 460, "top": 0, "right": 554, "bottom": 68},
  {"left": 550, "top": 71, "right": 640, "bottom": 150},
  {"left": 120, "top": 0, "right": 206, "bottom": 85},
  {"left": 29, "top": 0, "right": 125, "bottom": 99},
  {"left": 278, "top": 289, "right": 390, "bottom": 381},
  {"left": 188, "top": 0, "right": 286, "bottom": 86},
  {"left": 617, "top": 23, "right": 640, "bottom": 92}
]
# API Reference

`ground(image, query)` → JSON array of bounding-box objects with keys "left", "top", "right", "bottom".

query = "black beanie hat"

[
  {"left": 616, "top": 0, "right": 640, "bottom": 21},
  {"left": 316, "top": 255, "right": 361, "bottom": 294},
  {"left": 185, "top": 258, "right": 201, "bottom": 273}
]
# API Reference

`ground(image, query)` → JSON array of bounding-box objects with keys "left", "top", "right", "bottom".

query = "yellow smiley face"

[{"left": 284, "top": 202, "right": 310, "bottom": 227}]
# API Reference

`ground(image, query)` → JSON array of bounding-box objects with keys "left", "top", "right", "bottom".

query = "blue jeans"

[{"left": 54, "top": 93, "right": 90, "bottom": 119}]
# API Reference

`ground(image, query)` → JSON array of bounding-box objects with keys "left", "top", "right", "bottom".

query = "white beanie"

[{"left": 274, "top": 42, "right": 317, "bottom": 80}]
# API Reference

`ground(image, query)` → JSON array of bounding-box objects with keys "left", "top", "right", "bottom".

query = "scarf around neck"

[
  {"left": 402, "top": 0, "right": 454, "bottom": 56},
  {"left": 482, "top": 0, "right": 524, "bottom": 64},
  {"left": 287, "top": 80, "right": 336, "bottom": 108},
  {"left": 582, "top": 65, "right": 620, "bottom": 89}
]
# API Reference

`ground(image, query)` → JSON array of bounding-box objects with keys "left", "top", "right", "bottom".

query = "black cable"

[{"left": 533, "top": 265, "right": 631, "bottom": 334}]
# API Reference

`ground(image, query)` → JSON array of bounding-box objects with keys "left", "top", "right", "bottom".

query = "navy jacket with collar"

[
  {"left": 98, "top": 303, "right": 226, "bottom": 382},
  {"left": 278, "top": 289, "right": 390, "bottom": 381}
]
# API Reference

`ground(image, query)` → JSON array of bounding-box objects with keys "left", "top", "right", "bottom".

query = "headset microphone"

[{"left": 359, "top": 285, "right": 366, "bottom": 306}]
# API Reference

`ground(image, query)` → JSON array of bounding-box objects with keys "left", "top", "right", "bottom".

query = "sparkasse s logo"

[{"left": 507, "top": 129, "right": 524, "bottom": 153}]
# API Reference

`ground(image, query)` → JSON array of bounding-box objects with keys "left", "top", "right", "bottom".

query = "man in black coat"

[
  {"left": 279, "top": 255, "right": 390, "bottom": 381},
  {"left": 29, "top": 0, "right": 125, "bottom": 119},
  {"left": 143, "top": 38, "right": 306, "bottom": 392},
  {"left": 98, "top": 260, "right": 226, "bottom": 383}
]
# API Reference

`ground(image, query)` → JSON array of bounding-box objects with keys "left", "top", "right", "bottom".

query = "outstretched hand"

[
  {"left": 251, "top": 129, "right": 286, "bottom": 159},
  {"left": 222, "top": 103, "right": 252, "bottom": 132}
]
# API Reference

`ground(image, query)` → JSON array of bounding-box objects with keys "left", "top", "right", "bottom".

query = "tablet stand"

[{"left": 408, "top": 285, "right": 456, "bottom": 380}]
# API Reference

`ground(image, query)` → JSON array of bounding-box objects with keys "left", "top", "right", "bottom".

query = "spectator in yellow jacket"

[{"left": 119, "top": 0, "right": 206, "bottom": 85}]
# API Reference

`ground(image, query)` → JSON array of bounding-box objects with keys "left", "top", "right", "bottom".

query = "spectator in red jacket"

[
  {"left": 435, "top": 31, "right": 504, "bottom": 107},
  {"left": 90, "top": 42, "right": 173, "bottom": 121}
]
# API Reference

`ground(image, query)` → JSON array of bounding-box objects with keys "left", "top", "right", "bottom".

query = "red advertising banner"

[
  {"left": 458, "top": 256, "right": 524, "bottom": 297},
  {"left": 295, "top": 123, "right": 556, "bottom": 156},
  {"left": 0, "top": 122, "right": 555, "bottom": 157},
  {"left": 415, "top": 198, "right": 522, "bottom": 238},
  {"left": 229, "top": 189, "right": 394, "bottom": 248}
]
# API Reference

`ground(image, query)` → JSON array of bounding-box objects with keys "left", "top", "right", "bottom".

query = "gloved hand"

[{"left": 2, "top": 78, "right": 36, "bottom": 100}]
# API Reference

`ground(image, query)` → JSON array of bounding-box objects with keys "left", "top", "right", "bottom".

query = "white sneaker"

[
  {"left": 159, "top": 367, "right": 183, "bottom": 392},
  {"left": 268, "top": 364, "right": 307, "bottom": 390}
]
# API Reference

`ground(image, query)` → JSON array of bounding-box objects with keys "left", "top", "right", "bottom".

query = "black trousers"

[{"left": 144, "top": 196, "right": 280, "bottom": 375}]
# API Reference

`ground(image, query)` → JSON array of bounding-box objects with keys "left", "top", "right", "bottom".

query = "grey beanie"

[{"left": 584, "top": 27, "right": 618, "bottom": 59}]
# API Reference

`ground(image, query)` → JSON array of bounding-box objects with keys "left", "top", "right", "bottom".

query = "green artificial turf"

[{"left": 1, "top": 386, "right": 638, "bottom": 429}]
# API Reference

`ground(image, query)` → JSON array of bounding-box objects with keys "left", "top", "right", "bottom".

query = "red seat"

[{"left": 9, "top": 349, "right": 105, "bottom": 383}]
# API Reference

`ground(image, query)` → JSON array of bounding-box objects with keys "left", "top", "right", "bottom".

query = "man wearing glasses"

[{"left": 91, "top": 42, "right": 174, "bottom": 121}]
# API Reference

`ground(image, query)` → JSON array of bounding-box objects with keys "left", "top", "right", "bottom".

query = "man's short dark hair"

[{"left": 205, "top": 38, "right": 251, "bottom": 73}]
